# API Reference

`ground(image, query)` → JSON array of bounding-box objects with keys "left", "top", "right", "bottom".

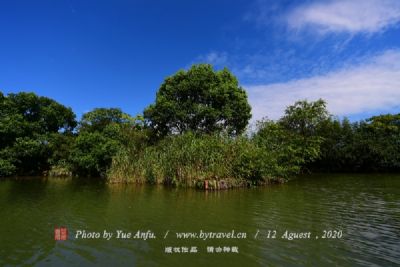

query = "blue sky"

[{"left": 1, "top": 0, "right": 400, "bottom": 122}]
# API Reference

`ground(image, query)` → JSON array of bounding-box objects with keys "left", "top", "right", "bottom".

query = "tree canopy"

[
  {"left": 254, "top": 99, "right": 330, "bottom": 175},
  {"left": 144, "top": 64, "right": 251, "bottom": 136},
  {"left": 0, "top": 92, "right": 76, "bottom": 176},
  {"left": 79, "top": 108, "right": 136, "bottom": 133},
  {"left": 279, "top": 99, "right": 330, "bottom": 137},
  {"left": 69, "top": 108, "right": 143, "bottom": 177}
]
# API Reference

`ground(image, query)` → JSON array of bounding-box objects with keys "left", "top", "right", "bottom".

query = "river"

[{"left": 0, "top": 174, "right": 399, "bottom": 266}]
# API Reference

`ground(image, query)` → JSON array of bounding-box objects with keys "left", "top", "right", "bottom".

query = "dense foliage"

[
  {"left": 144, "top": 64, "right": 251, "bottom": 137},
  {"left": 69, "top": 108, "right": 140, "bottom": 177},
  {"left": 1, "top": 66, "right": 399, "bottom": 185},
  {"left": 312, "top": 114, "right": 400, "bottom": 172},
  {"left": 0, "top": 92, "right": 76, "bottom": 176}
]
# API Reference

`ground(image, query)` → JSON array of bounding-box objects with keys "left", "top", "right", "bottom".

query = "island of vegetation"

[{"left": 1, "top": 64, "right": 399, "bottom": 189}]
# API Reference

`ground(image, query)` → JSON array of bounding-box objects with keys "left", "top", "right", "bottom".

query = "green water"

[{"left": 0, "top": 174, "right": 399, "bottom": 267}]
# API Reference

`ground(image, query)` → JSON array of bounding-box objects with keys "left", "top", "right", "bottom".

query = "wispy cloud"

[
  {"left": 195, "top": 51, "right": 229, "bottom": 68},
  {"left": 286, "top": 0, "right": 400, "bottom": 35},
  {"left": 246, "top": 49, "right": 400, "bottom": 121}
]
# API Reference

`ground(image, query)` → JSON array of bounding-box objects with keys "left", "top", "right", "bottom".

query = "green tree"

[
  {"left": 312, "top": 117, "right": 356, "bottom": 171},
  {"left": 69, "top": 108, "right": 143, "bottom": 177},
  {"left": 359, "top": 114, "right": 400, "bottom": 171},
  {"left": 280, "top": 99, "right": 329, "bottom": 163},
  {"left": 69, "top": 131, "right": 120, "bottom": 177},
  {"left": 279, "top": 99, "right": 329, "bottom": 137},
  {"left": 254, "top": 119, "right": 310, "bottom": 176},
  {"left": 0, "top": 92, "right": 77, "bottom": 176},
  {"left": 79, "top": 108, "right": 137, "bottom": 133},
  {"left": 144, "top": 64, "right": 251, "bottom": 136}
]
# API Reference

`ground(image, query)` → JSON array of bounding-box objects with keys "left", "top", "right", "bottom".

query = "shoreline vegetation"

[{"left": 1, "top": 64, "right": 399, "bottom": 189}]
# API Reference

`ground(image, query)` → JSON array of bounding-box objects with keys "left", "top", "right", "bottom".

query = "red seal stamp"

[{"left": 55, "top": 227, "right": 68, "bottom": 241}]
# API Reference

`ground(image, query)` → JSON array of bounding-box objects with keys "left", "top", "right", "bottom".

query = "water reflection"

[{"left": 0, "top": 174, "right": 399, "bottom": 266}]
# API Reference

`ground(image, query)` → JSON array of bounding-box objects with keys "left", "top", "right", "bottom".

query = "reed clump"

[{"left": 107, "top": 132, "right": 285, "bottom": 188}]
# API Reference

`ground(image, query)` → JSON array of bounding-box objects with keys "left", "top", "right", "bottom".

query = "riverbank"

[
  {"left": 107, "top": 176, "right": 287, "bottom": 189},
  {"left": 41, "top": 170, "right": 287, "bottom": 190}
]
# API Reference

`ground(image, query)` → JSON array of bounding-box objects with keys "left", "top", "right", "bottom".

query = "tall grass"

[{"left": 107, "top": 132, "right": 286, "bottom": 187}]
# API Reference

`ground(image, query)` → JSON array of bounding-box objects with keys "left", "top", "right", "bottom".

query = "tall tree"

[
  {"left": 279, "top": 99, "right": 330, "bottom": 165},
  {"left": 144, "top": 64, "right": 251, "bottom": 137},
  {"left": 279, "top": 99, "right": 329, "bottom": 137}
]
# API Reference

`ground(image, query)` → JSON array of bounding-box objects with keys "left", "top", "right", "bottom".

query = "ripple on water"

[{"left": 0, "top": 174, "right": 399, "bottom": 266}]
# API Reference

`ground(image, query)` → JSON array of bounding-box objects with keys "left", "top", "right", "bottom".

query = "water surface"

[{"left": 0, "top": 174, "right": 399, "bottom": 266}]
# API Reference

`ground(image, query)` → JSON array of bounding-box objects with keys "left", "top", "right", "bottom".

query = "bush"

[
  {"left": 0, "top": 159, "right": 16, "bottom": 177},
  {"left": 69, "top": 132, "right": 120, "bottom": 177}
]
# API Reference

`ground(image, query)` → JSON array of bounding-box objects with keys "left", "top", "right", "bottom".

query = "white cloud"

[
  {"left": 196, "top": 51, "right": 229, "bottom": 68},
  {"left": 287, "top": 0, "right": 400, "bottom": 34},
  {"left": 246, "top": 50, "right": 400, "bottom": 121}
]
